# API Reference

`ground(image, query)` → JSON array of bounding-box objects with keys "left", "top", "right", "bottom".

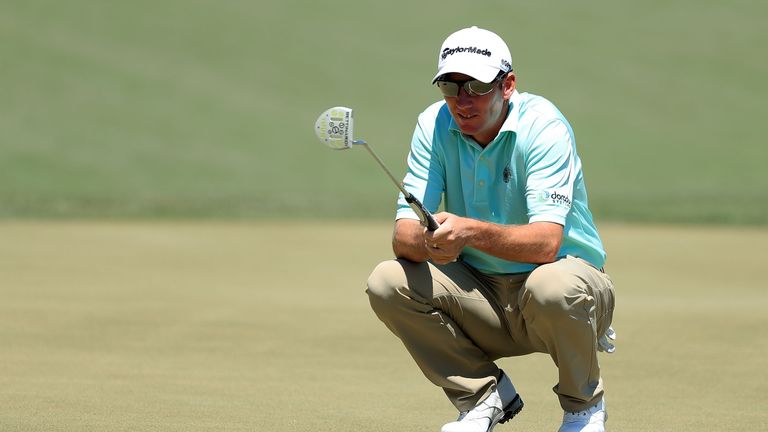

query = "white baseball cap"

[{"left": 432, "top": 26, "right": 513, "bottom": 84}]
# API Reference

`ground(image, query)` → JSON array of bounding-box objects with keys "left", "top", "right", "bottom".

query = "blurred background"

[{"left": 2, "top": 0, "right": 766, "bottom": 223}]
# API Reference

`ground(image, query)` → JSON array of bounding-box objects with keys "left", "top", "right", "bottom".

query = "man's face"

[{"left": 441, "top": 72, "right": 515, "bottom": 146}]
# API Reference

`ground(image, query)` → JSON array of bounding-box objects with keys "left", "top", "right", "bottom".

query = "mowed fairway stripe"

[{"left": 0, "top": 222, "right": 765, "bottom": 431}]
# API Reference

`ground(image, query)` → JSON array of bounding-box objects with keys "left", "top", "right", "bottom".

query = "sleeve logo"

[{"left": 537, "top": 190, "right": 572, "bottom": 208}]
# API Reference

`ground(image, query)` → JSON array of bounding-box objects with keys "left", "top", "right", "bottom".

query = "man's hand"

[{"left": 423, "top": 212, "right": 471, "bottom": 264}]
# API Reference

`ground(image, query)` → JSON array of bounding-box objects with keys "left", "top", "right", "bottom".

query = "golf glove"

[{"left": 597, "top": 326, "right": 616, "bottom": 353}]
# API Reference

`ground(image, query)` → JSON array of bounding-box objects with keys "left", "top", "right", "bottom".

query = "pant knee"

[
  {"left": 520, "top": 264, "right": 584, "bottom": 319},
  {"left": 366, "top": 260, "right": 408, "bottom": 307}
]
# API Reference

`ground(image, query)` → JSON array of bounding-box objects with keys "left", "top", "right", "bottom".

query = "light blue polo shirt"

[{"left": 396, "top": 90, "right": 606, "bottom": 274}]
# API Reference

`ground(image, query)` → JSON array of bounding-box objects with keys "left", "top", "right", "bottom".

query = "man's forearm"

[
  {"left": 462, "top": 218, "right": 563, "bottom": 264},
  {"left": 392, "top": 218, "right": 430, "bottom": 262},
  {"left": 393, "top": 214, "right": 563, "bottom": 265}
]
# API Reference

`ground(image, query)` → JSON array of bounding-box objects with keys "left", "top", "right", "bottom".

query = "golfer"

[{"left": 366, "top": 26, "right": 616, "bottom": 432}]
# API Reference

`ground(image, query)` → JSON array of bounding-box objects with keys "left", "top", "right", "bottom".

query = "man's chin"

[{"left": 457, "top": 123, "right": 480, "bottom": 136}]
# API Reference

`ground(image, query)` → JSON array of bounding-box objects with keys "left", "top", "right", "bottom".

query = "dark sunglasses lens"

[
  {"left": 466, "top": 80, "right": 495, "bottom": 96},
  {"left": 436, "top": 81, "right": 460, "bottom": 97}
]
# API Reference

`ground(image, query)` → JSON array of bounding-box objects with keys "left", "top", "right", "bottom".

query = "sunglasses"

[{"left": 435, "top": 72, "right": 507, "bottom": 97}]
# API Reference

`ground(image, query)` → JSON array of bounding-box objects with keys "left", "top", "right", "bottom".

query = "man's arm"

[
  {"left": 392, "top": 218, "right": 430, "bottom": 262},
  {"left": 424, "top": 212, "right": 563, "bottom": 265},
  {"left": 392, "top": 212, "right": 563, "bottom": 265}
]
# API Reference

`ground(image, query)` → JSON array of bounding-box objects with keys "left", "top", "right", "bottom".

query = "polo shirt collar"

[{"left": 500, "top": 89, "right": 522, "bottom": 134}]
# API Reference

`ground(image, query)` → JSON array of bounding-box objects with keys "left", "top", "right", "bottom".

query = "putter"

[{"left": 314, "top": 106, "right": 439, "bottom": 231}]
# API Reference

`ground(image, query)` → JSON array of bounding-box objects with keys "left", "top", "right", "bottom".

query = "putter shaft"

[{"left": 356, "top": 141, "right": 411, "bottom": 198}]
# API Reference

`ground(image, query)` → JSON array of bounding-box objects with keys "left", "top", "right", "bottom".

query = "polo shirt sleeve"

[
  {"left": 396, "top": 111, "right": 445, "bottom": 220},
  {"left": 524, "top": 119, "right": 577, "bottom": 225}
]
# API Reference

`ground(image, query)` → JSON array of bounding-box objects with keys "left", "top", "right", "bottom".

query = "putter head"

[{"left": 315, "top": 106, "right": 358, "bottom": 150}]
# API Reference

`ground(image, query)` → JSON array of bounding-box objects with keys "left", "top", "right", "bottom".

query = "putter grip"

[{"left": 405, "top": 193, "right": 440, "bottom": 231}]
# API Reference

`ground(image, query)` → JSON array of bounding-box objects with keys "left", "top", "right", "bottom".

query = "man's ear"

[{"left": 503, "top": 72, "right": 516, "bottom": 99}]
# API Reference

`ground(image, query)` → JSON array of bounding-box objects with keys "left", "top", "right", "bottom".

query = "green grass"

[
  {"left": 1, "top": 0, "right": 767, "bottom": 223},
  {"left": 0, "top": 221, "right": 766, "bottom": 431}
]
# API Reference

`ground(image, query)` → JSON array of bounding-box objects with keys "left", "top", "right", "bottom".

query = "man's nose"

[{"left": 456, "top": 87, "right": 473, "bottom": 106}]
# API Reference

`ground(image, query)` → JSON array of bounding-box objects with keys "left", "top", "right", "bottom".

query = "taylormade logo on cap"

[
  {"left": 432, "top": 26, "right": 512, "bottom": 84},
  {"left": 441, "top": 46, "right": 492, "bottom": 60}
]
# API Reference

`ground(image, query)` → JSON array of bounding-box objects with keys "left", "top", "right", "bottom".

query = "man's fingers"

[
  {"left": 430, "top": 254, "right": 459, "bottom": 265},
  {"left": 433, "top": 212, "right": 450, "bottom": 224},
  {"left": 425, "top": 242, "right": 459, "bottom": 264}
]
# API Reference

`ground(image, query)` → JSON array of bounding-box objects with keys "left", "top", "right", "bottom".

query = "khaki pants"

[{"left": 366, "top": 255, "right": 615, "bottom": 413}]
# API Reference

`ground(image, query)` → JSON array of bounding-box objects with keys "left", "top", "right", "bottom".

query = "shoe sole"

[
  {"left": 490, "top": 394, "right": 524, "bottom": 431},
  {"left": 498, "top": 394, "right": 524, "bottom": 424}
]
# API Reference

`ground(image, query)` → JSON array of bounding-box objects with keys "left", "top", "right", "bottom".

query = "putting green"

[{"left": 1, "top": 222, "right": 765, "bottom": 431}]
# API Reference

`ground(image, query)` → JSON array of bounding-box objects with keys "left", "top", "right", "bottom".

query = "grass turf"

[{"left": 1, "top": 222, "right": 765, "bottom": 431}]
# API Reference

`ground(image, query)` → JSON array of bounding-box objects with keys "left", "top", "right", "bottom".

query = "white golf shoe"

[
  {"left": 441, "top": 372, "right": 523, "bottom": 432},
  {"left": 557, "top": 399, "right": 607, "bottom": 432}
]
